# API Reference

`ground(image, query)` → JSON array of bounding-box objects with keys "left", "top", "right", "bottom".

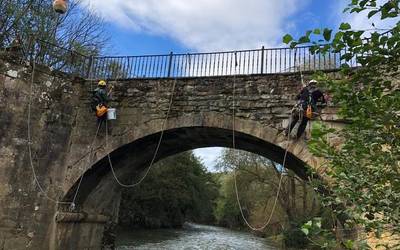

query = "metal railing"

[
  {"left": 89, "top": 46, "right": 352, "bottom": 79},
  {"left": 30, "top": 39, "right": 92, "bottom": 76},
  {"left": 9, "top": 32, "right": 394, "bottom": 80},
  {"left": 3, "top": 28, "right": 394, "bottom": 80}
]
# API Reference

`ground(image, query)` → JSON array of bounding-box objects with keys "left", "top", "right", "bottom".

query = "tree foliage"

[
  {"left": 215, "top": 149, "right": 320, "bottom": 237},
  {"left": 0, "top": 0, "right": 107, "bottom": 55},
  {"left": 284, "top": 0, "right": 399, "bottom": 247},
  {"left": 118, "top": 151, "right": 219, "bottom": 229}
]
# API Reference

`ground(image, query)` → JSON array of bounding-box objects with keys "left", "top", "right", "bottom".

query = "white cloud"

[
  {"left": 193, "top": 147, "right": 223, "bottom": 171},
  {"left": 336, "top": 0, "right": 397, "bottom": 33},
  {"left": 81, "top": 0, "right": 308, "bottom": 51}
]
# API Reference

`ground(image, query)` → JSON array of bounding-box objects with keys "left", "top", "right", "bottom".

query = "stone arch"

[
  {"left": 53, "top": 113, "right": 326, "bottom": 249},
  {"left": 62, "top": 113, "right": 322, "bottom": 211}
]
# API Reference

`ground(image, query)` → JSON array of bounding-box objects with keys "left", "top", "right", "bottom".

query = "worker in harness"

[
  {"left": 285, "top": 79, "right": 326, "bottom": 139},
  {"left": 92, "top": 80, "right": 113, "bottom": 125}
]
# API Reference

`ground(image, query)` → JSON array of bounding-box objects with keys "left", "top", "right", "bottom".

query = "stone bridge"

[{"left": 0, "top": 56, "right": 342, "bottom": 249}]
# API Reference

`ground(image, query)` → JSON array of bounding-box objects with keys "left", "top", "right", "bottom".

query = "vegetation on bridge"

[{"left": 284, "top": 0, "right": 399, "bottom": 248}]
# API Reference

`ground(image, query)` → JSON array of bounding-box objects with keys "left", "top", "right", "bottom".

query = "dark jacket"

[
  {"left": 296, "top": 85, "right": 326, "bottom": 110},
  {"left": 94, "top": 87, "right": 109, "bottom": 106}
]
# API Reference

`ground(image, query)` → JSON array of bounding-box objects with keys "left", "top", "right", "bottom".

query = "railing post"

[
  {"left": 167, "top": 52, "right": 173, "bottom": 78},
  {"left": 260, "top": 46, "right": 265, "bottom": 74},
  {"left": 86, "top": 56, "right": 94, "bottom": 79}
]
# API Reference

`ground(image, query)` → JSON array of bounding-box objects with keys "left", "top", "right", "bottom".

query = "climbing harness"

[
  {"left": 27, "top": 32, "right": 105, "bottom": 209},
  {"left": 27, "top": 58, "right": 100, "bottom": 209},
  {"left": 288, "top": 49, "right": 323, "bottom": 138},
  {"left": 306, "top": 104, "right": 313, "bottom": 119},
  {"left": 105, "top": 79, "right": 177, "bottom": 187},
  {"left": 95, "top": 105, "right": 108, "bottom": 118},
  {"left": 232, "top": 49, "right": 299, "bottom": 231}
]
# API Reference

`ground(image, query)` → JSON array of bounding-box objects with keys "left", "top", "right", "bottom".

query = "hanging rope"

[
  {"left": 295, "top": 48, "right": 305, "bottom": 87},
  {"left": 105, "top": 78, "right": 177, "bottom": 188},
  {"left": 27, "top": 59, "right": 100, "bottom": 207},
  {"left": 68, "top": 117, "right": 102, "bottom": 211},
  {"left": 27, "top": 60, "right": 69, "bottom": 205},
  {"left": 232, "top": 50, "right": 294, "bottom": 231},
  {"left": 27, "top": 45, "right": 102, "bottom": 208}
]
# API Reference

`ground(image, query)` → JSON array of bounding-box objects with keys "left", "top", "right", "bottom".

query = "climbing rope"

[
  {"left": 67, "top": 51, "right": 103, "bottom": 210},
  {"left": 295, "top": 48, "right": 305, "bottom": 87},
  {"left": 105, "top": 78, "right": 177, "bottom": 188},
  {"left": 68, "top": 117, "right": 102, "bottom": 211},
  {"left": 27, "top": 60, "right": 70, "bottom": 205},
  {"left": 27, "top": 48, "right": 101, "bottom": 208},
  {"left": 232, "top": 51, "right": 295, "bottom": 231}
]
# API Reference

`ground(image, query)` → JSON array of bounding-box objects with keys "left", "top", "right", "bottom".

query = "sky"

[
  {"left": 78, "top": 0, "right": 394, "bottom": 171},
  {"left": 81, "top": 0, "right": 351, "bottom": 55}
]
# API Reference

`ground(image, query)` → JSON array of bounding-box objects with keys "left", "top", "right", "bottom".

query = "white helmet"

[{"left": 308, "top": 79, "right": 318, "bottom": 86}]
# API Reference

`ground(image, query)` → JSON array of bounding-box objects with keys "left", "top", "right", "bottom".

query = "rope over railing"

[{"left": 6, "top": 30, "right": 392, "bottom": 80}]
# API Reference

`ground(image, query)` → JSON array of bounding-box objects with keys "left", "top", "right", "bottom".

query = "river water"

[{"left": 116, "top": 223, "right": 278, "bottom": 250}]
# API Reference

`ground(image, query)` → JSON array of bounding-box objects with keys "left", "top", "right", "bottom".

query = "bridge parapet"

[
  {"left": 0, "top": 56, "right": 343, "bottom": 250},
  {"left": 12, "top": 38, "right": 354, "bottom": 80}
]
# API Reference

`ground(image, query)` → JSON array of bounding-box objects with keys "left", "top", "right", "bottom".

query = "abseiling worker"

[
  {"left": 285, "top": 79, "right": 326, "bottom": 139},
  {"left": 92, "top": 80, "right": 112, "bottom": 124}
]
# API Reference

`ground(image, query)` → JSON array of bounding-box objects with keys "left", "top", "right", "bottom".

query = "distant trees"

[
  {"left": 117, "top": 148, "right": 327, "bottom": 248},
  {"left": 0, "top": 0, "right": 107, "bottom": 57},
  {"left": 214, "top": 149, "right": 320, "bottom": 236},
  {"left": 118, "top": 151, "right": 219, "bottom": 229}
]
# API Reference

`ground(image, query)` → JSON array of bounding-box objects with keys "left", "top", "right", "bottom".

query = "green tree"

[
  {"left": 215, "top": 149, "right": 320, "bottom": 237},
  {"left": 0, "top": 0, "right": 107, "bottom": 69},
  {"left": 284, "top": 0, "right": 400, "bottom": 247},
  {"left": 118, "top": 151, "right": 219, "bottom": 229}
]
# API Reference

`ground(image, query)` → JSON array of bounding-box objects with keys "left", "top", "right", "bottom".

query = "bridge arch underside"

[{"left": 63, "top": 126, "right": 318, "bottom": 213}]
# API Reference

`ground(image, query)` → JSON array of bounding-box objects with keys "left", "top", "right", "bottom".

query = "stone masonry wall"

[
  {"left": 0, "top": 55, "right": 340, "bottom": 250},
  {"left": 0, "top": 57, "right": 83, "bottom": 249}
]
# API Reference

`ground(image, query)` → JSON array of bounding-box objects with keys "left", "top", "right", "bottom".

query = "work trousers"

[{"left": 286, "top": 112, "right": 309, "bottom": 139}]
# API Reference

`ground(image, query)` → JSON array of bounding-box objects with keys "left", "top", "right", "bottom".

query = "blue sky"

[
  {"left": 85, "top": 0, "right": 346, "bottom": 56},
  {"left": 79, "top": 0, "right": 390, "bottom": 170}
]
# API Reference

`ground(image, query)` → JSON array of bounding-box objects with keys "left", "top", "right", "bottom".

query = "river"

[{"left": 116, "top": 223, "right": 279, "bottom": 250}]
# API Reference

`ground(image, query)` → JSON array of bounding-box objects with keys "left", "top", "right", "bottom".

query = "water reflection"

[{"left": 116, "top": 223, "right": 278, "bottom": 250}]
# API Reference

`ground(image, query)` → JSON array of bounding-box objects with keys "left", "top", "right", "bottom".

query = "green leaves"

[
  {"left": 299, "top": 35, "right": 311, "bottom": 43},
  {"left": 281, "top": 0, "right": 400, "bottom": 246},
  {"left": 323, "top": 28, "right": 333, "bottom": 41},
  {"left": 343, "top": 240, "right": 355, "bottom": 249},
  {"left": 368, "top": 10, "right": 379, "bottom": 18},
  {"left": 300, "top": 217, "right": 339, "bottom": 248},
  {"left": 339, "top": 22, "right": 352, "bottom": 30},
  {"left": 381, "top": 1, "right": 400, "bottom": 19},
  {"left": 283, "top": 34, "right": 293, "bottom": 44},
  {"left": 119, "top": 151, "right": 219, "bottom": 228},
  {"left": 301, "top": 227, "right": 309, "bottom": 236}
]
